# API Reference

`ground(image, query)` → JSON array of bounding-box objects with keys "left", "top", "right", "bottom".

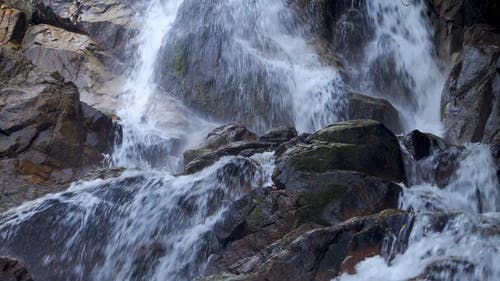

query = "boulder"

[
  {"left": 0, "top": 257, "right": 33, "bottom": 281},
  {"left": 346, "top": 92, "right": 403, "bottom": 134},
  {"left": 273, "top": 120, "right": 406, "bottom": 188},
  {"left": 402, "top": 130, "right": 463, "bottom": 187},
  {"left": 403, "top": 130, "right": 450, "bottom": 160},
  {"left": 0, "top": 5, "right": 27, "bottom": 46},
  {"left": 441, "top": 24, "right": 500, "bottom": 145}
]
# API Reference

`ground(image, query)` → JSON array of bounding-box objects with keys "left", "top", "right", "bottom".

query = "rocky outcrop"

[
  {"left": 427, "top": 0, "right": 500, "bottom": 62},
  {"left": 441, "top": 24, "right": 500, "bottom": 145},
  {"left": 0, "top": 257, "right": 33, "bottom": 281},
  {"left": 199, "top": 120, "right": 406, "bottom": 279},
  {"left": 202, "top": 210, "right": 413, "bottom": 281},
  {"left": 21, "top": 23, "right": 121, "bottom": 111},
  {"left": 0, "top": 44, "right": 120, "bottom": 210}
]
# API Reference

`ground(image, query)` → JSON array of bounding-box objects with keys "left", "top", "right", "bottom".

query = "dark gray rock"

[{"left": 441, "top": 24, "right": 500, "bottom": 145}]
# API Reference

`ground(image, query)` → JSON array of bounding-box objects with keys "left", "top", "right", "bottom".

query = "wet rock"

[
  {"left": 273, "top": 120, "right": 406, "bottom": 187},
  {"left": 0, "top": 257, "right": 33, "bottom": 281},
  {"left": 346, "top": 92, "right": 404, "bottom": 134},
  {"left": 184, "top": 125, "right": 295, "bottom": 174},
  {"left": 202, "top": 210, "right": 414, "bottom": 281},
  {"left": 403, "top": 130, "right": 450, "bottom": 160},
  {"left": 0, "top": 6, "right": 27, "bottom": 46},
  {"left": 402, "top": 130, "right": 463, "bottom": 187},
  {"left": 258, "top": 126, "right": 297, "bottom": 144},
  {"left": 156, "top": 0, "right": 296, "bottom": 133},
  {"left": 410, "top": 258, "right": 476, "bottom": 281},
  {"left": 441, "top": 24, "right": 500, "bottom": 145},
  {"left": 427, "top": 0, "right": 500, "bottom": 62}
]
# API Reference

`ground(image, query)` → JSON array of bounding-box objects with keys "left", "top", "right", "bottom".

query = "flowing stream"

[{"left": 0, "top": 1, "right": 499, "bottom": 281}]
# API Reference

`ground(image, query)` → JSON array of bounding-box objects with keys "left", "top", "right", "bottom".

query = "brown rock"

[{"left": 0, "top": 6, "right": 27, "bottom": 46}]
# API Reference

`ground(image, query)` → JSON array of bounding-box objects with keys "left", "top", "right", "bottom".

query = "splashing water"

[
  {"left": 336, "top": 145, "right": 500, "bottom": 281},
  {"left": 0, "top": 154, "right": 276, "bottom": 281},
  {"left": 112, "top": 0, "right": 214, "bottom": 171}
]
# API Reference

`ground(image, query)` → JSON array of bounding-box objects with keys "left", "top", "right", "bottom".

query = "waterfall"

[
  {"left": 0, "top": 0, "right": 498, "bottom": 281},
  {"left": 360, "top": 0, "right": 445, "bottom": 134}
]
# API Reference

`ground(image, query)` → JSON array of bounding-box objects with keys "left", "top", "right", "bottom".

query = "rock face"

[
  {"left": 202, "top": 210, "right": 413, "bottom": 281},
  {"left": 0, "top": 6, "right": 27, "bottom": 46},
  {"left": 0, "top": 257, "right": 33, "bottom": 281},
  {"left": 428, "top": 0, "right": 500, "bottom": 62},
  {"left": 441, "top": 24, "right": 500, "bottom": 145},
  {"left": 22, "top": 23, "right": 120, "bottom": 110},
  {"left": 0, "top": 45, "right": 120, "bottom": 210},
  {"left": 197, "top": 120, "right": 406, "bottom": 280}
]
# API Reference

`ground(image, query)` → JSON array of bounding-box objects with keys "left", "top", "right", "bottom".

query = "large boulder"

[
  {"left": 273, "top": 120, "right": 406, "bottom": 188},
  {"left": 345, "top": 91, "right": 403, "bottom": 134},
  {"left": 441, "top": 24, "right": 500, "bottom": 145}
]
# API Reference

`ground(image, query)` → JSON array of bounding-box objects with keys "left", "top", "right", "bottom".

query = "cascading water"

[
  {"left": 358, "top": 0, "right": 445, "bottom": 134},
  {"left": 336, "top": 144, "right": 500, "bottom": 281},
  {"left": 111, "top": 0, "right": 214, "bottom": 171},
  {"left": 0, "top": 0, "right": 498, "bottom": 281}
]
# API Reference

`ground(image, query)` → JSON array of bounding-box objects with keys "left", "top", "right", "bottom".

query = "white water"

[
  {"left": 0, "top": 1, "right": 499, "bottom": 281},
  {"left": 336, "top": 145, "right": 500, "bottom": 281},
  {"left": 112, "top": 0, "right": 213, "bottom": 171},
  {"left": 362, "top": 0, "right": 445, "bottom": 135}
]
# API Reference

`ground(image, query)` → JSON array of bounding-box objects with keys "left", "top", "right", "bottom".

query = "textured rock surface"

[
  {"left": 441, "top": 24, "right": 500, "bottom": 145},
  {"left": 184, "top": 125, "right": 296, "bottom": 174},
  {"left": 0, "top": 45, "right": 120, "bottom": 211},
  {"left": 202, "top": 210, "right": 413, "bottom": 281},
  {"left": 346, "top": 92, "right": 403, "bottom": 134},
  {"left": 22, "top": 23, "right": 121, "bottom": 112},
  {"left": 0, "top": 6, "right": 27, "bottom": 46},
  {"left": 273, "top": 120, "right": 406, "bottom": 187}
]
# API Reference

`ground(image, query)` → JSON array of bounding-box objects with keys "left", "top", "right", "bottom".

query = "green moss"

[
  {"left": 173, "top": 46, "right": 187, "bottom": 77},
  {"left": 290, "top": 143, "right": 365, "bottom": 173}
]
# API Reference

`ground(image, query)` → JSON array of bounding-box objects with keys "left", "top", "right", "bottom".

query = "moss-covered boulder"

[{"left": 273, "top": 120, "right": 406, "bottom": 191}]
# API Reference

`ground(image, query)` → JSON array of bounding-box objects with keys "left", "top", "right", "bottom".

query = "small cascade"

[
  {"left": 360, "top": 0, "right": 445, "bottom": 134},
  {"left": 336, "top": 145, "right": 500, "bottom": 281},
  {"left": 0, "top": 154, "right": 276, "bottom": 281},
  {"left": 111, "top": 0, "right": 212, "bottom": 171}
]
